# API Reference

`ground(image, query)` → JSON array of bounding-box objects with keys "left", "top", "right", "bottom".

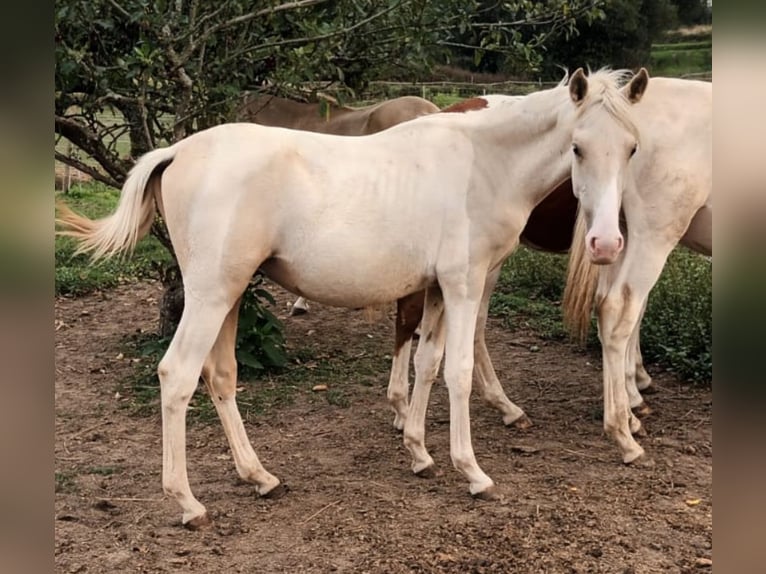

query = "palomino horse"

[
  {"left": 237, "top": 93, "right": 440, "bottom": 315},
  {"left": 562, "top": 75, "right": 712, "bottom": 464},
  {"left": 239, "top": 92, "right": 543, "bottom": 430},
  {"left": 385, "top": 90, "right": 672, "bottom": 434},
  {"left": 57, "top": 69, "right": 647, "bottom": 527}
]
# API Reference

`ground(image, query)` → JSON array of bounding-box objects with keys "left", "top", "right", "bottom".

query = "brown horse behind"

[{"left": 236, "top": 93, "right": 440, "bottom": 135}]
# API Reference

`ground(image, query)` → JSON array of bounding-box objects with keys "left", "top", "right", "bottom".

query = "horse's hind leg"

[
  {"left": 626, "top": 302, "right": 653, "bottom": 418},
  {"left": 387, "top": 291, "right": 425, "bottom": 430},
  {"left": 158, "top": 294, "right": 236, "bottom": 528},
  {"left": 403, "top": 286, "right": 446, "bottom": 476},
  {"left": 158, "top": 261, "right": 262, "bottom": 528},
  {"left": 201, "top": 298, "right": 282, "bottom": 498},
  {"left": 473, "top": 265, "right": 530, "bottom": 428}
]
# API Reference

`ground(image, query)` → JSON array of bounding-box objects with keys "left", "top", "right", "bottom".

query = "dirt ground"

[{"left": 55, "top": 280, "right": 712, "bottom": 573}]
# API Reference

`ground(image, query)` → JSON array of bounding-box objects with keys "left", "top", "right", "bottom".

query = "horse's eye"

[
  {"left": 630, "top": 143, "right": 638, "bottom": 157},
  {"left": 572, "top": 144, "right": 582, "bottom": 158}
]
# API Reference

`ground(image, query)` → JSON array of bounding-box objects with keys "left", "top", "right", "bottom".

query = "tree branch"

[
  {"left": 55, "top": 115, "right": 129, "bottom": 184},
  {"left": 193, "top": 0, "right": 331, "bottom": 45},
  {"left": 220, "top": 1, "right": 406, "bottom": 66},
  {"left": 54, "top": 151, "right": 121, "bottom": 189}
]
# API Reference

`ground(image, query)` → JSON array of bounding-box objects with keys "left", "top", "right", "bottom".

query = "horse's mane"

[{"left": 565, "top": 67, "right": 641, "bottom": 143}]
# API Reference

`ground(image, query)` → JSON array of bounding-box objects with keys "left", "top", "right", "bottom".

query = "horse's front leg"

[
  {"left": 599, "top": 235, "right": 678, "bottom": 464},
  {"left": 441, "top": 276, "right": 498, "bottom": 499}
]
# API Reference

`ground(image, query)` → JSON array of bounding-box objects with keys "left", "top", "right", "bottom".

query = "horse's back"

[
  {"left": 365, "top": 96, "right": 439, "bottom": 134},
  {"left": 633, "top": 77, "right": 712, "bottom": 212}
]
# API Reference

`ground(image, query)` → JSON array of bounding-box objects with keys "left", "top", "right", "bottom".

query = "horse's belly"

[{"left": 260, "top": 253, "right": 431, "bottom": 308}]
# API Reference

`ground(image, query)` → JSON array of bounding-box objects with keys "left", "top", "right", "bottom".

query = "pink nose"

[{"left": 587, "top": 234, "right": 624, "bottom": 264}]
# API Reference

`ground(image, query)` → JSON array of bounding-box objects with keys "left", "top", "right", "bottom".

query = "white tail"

[
  {"left": 562, "top": 207, "right": 600, "bottom": 342},
  {"left": 56, "top": 144, "right": 179, "bottom": 260}
]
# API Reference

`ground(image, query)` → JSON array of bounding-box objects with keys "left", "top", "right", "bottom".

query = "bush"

[
  {"left": 641, "top": 248, "right": 712, "bottom": 382},
  {"left": 490, "top": 245, "right": 712, "bottom": 383},
  {"left": 235, "top": 277, "right": 288, "bottom": 378}
]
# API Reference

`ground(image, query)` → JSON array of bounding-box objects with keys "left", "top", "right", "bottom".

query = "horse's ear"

[
  {"left": 624, "top": 68, "right": 649, "bottom": 103},
  {"left": 569, "top": 68, "right": 588, "bottom": 104}
]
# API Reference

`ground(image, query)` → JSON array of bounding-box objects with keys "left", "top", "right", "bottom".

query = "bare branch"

[
  {"left": 55, "top": 115, "right": 129, "bottom": 183},
  {"left": 54, "top": 151, "right": 121, "bottom": 189}
]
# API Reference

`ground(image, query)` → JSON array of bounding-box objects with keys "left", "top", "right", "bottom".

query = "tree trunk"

[{"left": 158, "top": 262, "right": 185, "bottom": 338}]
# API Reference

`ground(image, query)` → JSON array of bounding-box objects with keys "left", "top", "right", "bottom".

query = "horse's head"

[{"left": 568, "top": 67, "right": 648, "bottom": 264}]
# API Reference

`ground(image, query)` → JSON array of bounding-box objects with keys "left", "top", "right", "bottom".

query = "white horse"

[
  {"left": 57, "top": 68, "right": 647, "bottom": 528},
  {"left": 237, "top": 94, "right": 440, "bottom": 316},
  {"left": 562, "top": 75, "right": 712, "bottom": 464}
]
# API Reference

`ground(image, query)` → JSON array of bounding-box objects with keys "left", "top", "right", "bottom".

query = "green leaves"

[
  {"left": 56, "top": 0, "right": 605, "bottom": 185},
  {"left": 235, "top": 277, "right": 288, "bottom": 379}
]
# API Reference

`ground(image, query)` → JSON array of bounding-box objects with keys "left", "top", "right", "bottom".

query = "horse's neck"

[{"left": 478, "top": 88, "right": 574, "bottom": 205}]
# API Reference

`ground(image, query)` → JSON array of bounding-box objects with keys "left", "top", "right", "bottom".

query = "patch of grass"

[
  {"left": 325, "top": 388, "right": 351, "bottom": 408},
  {"left": 87, "top": 466, "right": 119, "bottom": 476},
  {"left": 489, "top": 247, "right": 570, "bottom": 340},
  {"left": 650, "top": 27, "right": 712, "bottom": 78},
  {"left": 55, "top": 471, "right": 77, "bottom": 494},
  {"left": 649, "top": 46, "right": 711, "bottom": 77},
  {"left": 55, "top": 182, "right": 172, "bottom": 295}
]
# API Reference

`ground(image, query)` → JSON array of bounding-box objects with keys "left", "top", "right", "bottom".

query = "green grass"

[
  {"left": 55, "top": 471, "right": 77, "bottom": 494},
  {"left": 489, "top": 247, "right": 571, "bottom": 341},
  {"left": 650, "top": 27, "right": 711, "bottom": 78},
  {"left": 55, "top": 182, "right": 172, "bottom": 296},
  {"left": 641, "top": 249, "right": 712, "bottom": 382}
]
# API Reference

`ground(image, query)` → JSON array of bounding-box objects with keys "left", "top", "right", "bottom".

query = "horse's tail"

[
  {"left": 562, "top": 206, "right": 599, "bottom": 342},
  {"left": 56, "top": 144, "right": 179, "bottom": 260}
]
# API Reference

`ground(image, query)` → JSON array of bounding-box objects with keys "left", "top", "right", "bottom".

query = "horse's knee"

[{"left": 158, "top": 356, "right": 196, "bottom": 410}]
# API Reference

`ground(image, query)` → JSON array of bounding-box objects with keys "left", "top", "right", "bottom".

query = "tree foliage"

[
  {"left": 538, "top": 0, "right": 679, "bottom": 79},
  {"left": 55, "top": 0, "right": 604, "bottom": 185}
]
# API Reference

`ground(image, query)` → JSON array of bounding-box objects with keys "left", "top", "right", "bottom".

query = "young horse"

[
  {"left": 562, "top": 74, "right": 712, "bottom": 464},
  {"left": 384, "top": 89, "right": 675, "bottom": 434},
  {"left": 237, "top": 93, "right": 440, "bottom": 315},
  {"left": 57, "top": 69, "right": 646, "bottom": 527}
]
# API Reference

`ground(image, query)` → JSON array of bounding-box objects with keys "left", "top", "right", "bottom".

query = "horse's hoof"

[
  {"left": 183, "top": 512, "right": 212, "bottom": 531},
  {"left": 632, "top": 423, "right": 648, "bottom": 438},
  {"left": 261, "top": 483, "right": 290, "bottom": 500},
  {"left": 414, "top": 464, "right": 438, "bottom": 479},
  {"left": 624, "top": 452, "right": 654, "bottom": 468},
  {"left": 508, "top": 414, "right": 533, "bottom": 430},
  {"left": 632, "top": 402, "right": 653, "bottom": 418},
  {"left": 472, "top": 485, "right": 502, "bottom": 501},
  {"left": 640, "top": 381, "right": 659, "bottom": 395},
  {"left": 289, "top": 307, "right": 308, "bottom": 316}
]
